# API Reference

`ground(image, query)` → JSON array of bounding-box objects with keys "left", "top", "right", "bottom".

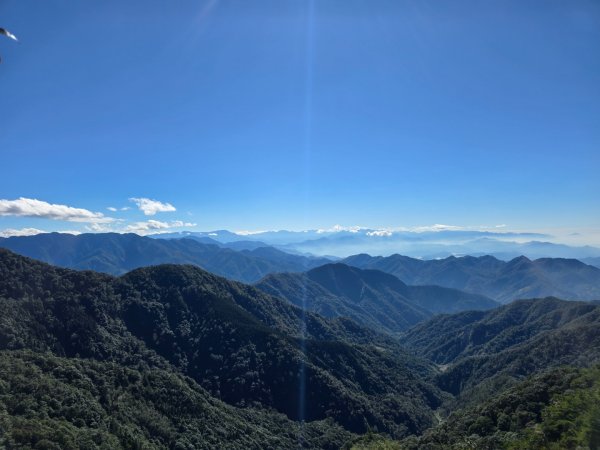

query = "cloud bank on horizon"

[{"left": 1, "top": 197, "right": 600, "bottom": 260}]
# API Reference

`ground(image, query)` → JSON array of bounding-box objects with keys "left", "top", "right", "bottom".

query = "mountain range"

[
  {"left": 2, "top": 233, "right": 600, "bottom": 309},
  {"left": 0, "top": 232, "right": 330, "bottom": 283},
  {"left": 256, "top": 263, "right": 498, "bottom": 333},
  {"left": 343, "top": 253, "right": 600, "bottom": 303},
  {"left": 0, "top": 248, "right": 598, "bottom": 448},
  {"left": 401, "top": 297, "right": 600, "bottom": 419},
  {"left": 0, "top": 249, "right": 444, "bottom": 442},
  {"left": 153, "top": 229, "right": 600, "bottom": 260}
]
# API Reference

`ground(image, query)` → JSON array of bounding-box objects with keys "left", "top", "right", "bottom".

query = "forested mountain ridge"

[
  {"left": 343, "top": 253, "right": 600, "bottom": 303},
  {"left": 0, "top": 232, "right": 329, "bottom": 283},
  {"left": 349, "top": 366, "right": 600, "bottom": 449},
  {"left": 256, "top": 263, "right": 498, "bottom": 333},
  {"left": 0, "top": 350, "right": 353, "bottom": 450},
  {"left": 401, "top": 298, "right": 600, "bottom": 405},
  {"left": 0, "top": 249, "right": 444, "bottom": 441},
  {"left": 1, "top": 249, "right": 598, "bottom": 448},
  {"left": 402, "top": 297, "right": 600, "bottom": 364}
]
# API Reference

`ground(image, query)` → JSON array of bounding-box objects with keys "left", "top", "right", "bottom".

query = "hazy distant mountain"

[
  {"left": 0, "top": 233, "right": 330, "bottom": 283},
  {"left": 151, "top": 229, "right": 600, "bottom": 260},
  {"left": 152, "top": 230, "right": 248, "bottom": 243},
  {"left": 582, "top": 256, "right": 600, "bottom": 269},
  {"left": 288, "top": 234, "right": 600, "bottom": 260},
  {"left": 343, "top": 253, "right": 600, "bottom": 303},
  {"left": 256, "top": 263, "right": 498, "bottom": 333}
]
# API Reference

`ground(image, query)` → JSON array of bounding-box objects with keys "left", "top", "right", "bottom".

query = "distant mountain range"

[
  {"left": 153, "top": 229, "right": 600, "bottom": 260},
  {"left": 582, "top": 256, "right": 600, "bottom": 269},
  {"left": 343, "top": 253, "right": 600, "bottom": 303},
  {"left": 0, "top": 232, "right": 330, "bottom": 283},
  {"left": 2, "top": 233, "right": 599, "bottom": 309},
  {"left": 256, "top": 263, "right": 498, "bottom": 333}
]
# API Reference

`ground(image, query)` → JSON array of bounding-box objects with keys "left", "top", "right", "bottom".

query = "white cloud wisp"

[
  {"left": 0, "top": 198, "right": 113, "bottom": 223},
  {"left": 129, "top": 198, "right": 176, "bottom": 216}
]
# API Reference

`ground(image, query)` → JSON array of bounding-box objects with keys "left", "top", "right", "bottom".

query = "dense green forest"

[
  {"left": 0, "top": 249, "right": 441, "bottom": 444},
  {"left": 0, "top": 351, "right": 352, "bottom": 449},
  {"left": 255, "top": 263, "right": 497, "bottom": 333},
  {"left": 348, "top": 366, "right": 600, "bottom": 449},
  {"left": 0, "top": 248, "right": 598, "bottom": 448}
]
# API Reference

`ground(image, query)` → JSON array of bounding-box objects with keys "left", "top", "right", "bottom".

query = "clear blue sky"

[{"left": 1, "top": 0, "right": 599, "bottom": 238}]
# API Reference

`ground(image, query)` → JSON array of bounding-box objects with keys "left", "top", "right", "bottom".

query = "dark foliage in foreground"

[
  {"left": 0, "top": 249, "right": 443, "bottom": 441},
  {"left": 402, "top": 298, "right": 600, "bottom": 398},
  {"left": 0, "top": 350, "right": 352, "bottom": 449},
  {"left": 348, "top": 366, "right": 600, "bottom": 449},
  {"left": 1, "top": 249, "right": 598, "bottom": 448},
  {"left": 401, "top": 366, "right": 600, "bottom": 450}
]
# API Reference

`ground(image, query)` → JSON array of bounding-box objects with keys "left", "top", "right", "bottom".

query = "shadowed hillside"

[
  {"left": 0, "top": 249, "right": 444, "bottom": 440},
  {"left": 0, "top": 232, "right": 330, "bottom": 283},
  {"left": 344, "top": 253, "right": 600, "bottom": 303},
  {"left": 256, "top": 263, "right": 497, "bottom": 333}
]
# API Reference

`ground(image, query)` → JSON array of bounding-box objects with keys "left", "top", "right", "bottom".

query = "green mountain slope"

[
  {"left": 0, "top": 350, "right": 352, "bottom": 450},
  {"left": 402, "top": 298, "right": 600, "bottom": 397},
  {"left": 402, "top": 366, "right": 600, "bottom": 450},
  {"left": 256, "top": 263, "right": 497, "bottom": 333},
  {"left": 0, "top": 232, "right": 329, "bottom": 283},
  {"left": 402, "top": 298, "right": 599, "bottom": 364},
  {"left": 343, "top": 253, "right": 600, "bottom": 303},
  {"left": 0, "top": 249, "right": 443, "bottom": 439}
]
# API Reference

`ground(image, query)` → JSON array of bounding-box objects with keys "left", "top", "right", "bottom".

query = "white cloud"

[
  {"left": 124, "top": 220, "right": 196, "bottom": 235},
  {"left": 108, "top": 206, "right": 130, "bottom": 212},
  {"left": 0, "top": 228, "right": 82, "bottom": 238},
  {"left": 367, "top": 229, "right": 393, "bottom": 237},
  {"left": 170, "top": 220, "right": 196, "bottom": 228},
  {"left": 0, "top": 198, "right": 113, "bottom": 223},
  {"left": 0, "top": 227, "right": 46, "bottom": 238},
  {"left": 235, "top": 230, "right": 269, "bottom": 236},
  {"left": 86, "top": 223, "right": 113, "bottom": 232},
  {"left": 412, "top": 224, "right": 464, "bottom": 232},
  {"left": 317, "top": 225, "right": 364, "bottom": 234},
  {"left": 129, "top": 198, "right": 176, "bottom": 216}
]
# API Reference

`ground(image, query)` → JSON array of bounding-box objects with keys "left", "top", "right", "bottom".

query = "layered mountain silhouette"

[
  {"left": 0, "top": 232, "right": 330, "bottom": 283},
  {"left": 0, "top": 248, "right": 598, "bottom": 448},
  {"left": 2, "top": 233, "right": 598, "bottom": 308},
  {"left": 155, "top": 229, "right": 600, "bottom": 261},
  {"left": 256, "top": 263, "right": 498, "bottom": 333},
  {"left": 583, "top": 256, "right": 600, "bottom": 269},
  {"left": 343, "top": 253, "right": 600, "bottom": 303},
  {"left": 0, "top": 249, "right": 443, "bottom": 441}
]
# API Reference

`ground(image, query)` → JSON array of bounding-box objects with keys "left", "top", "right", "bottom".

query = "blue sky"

[{"left": 0, "top": 1, "right": 599, "bottom": 241}]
